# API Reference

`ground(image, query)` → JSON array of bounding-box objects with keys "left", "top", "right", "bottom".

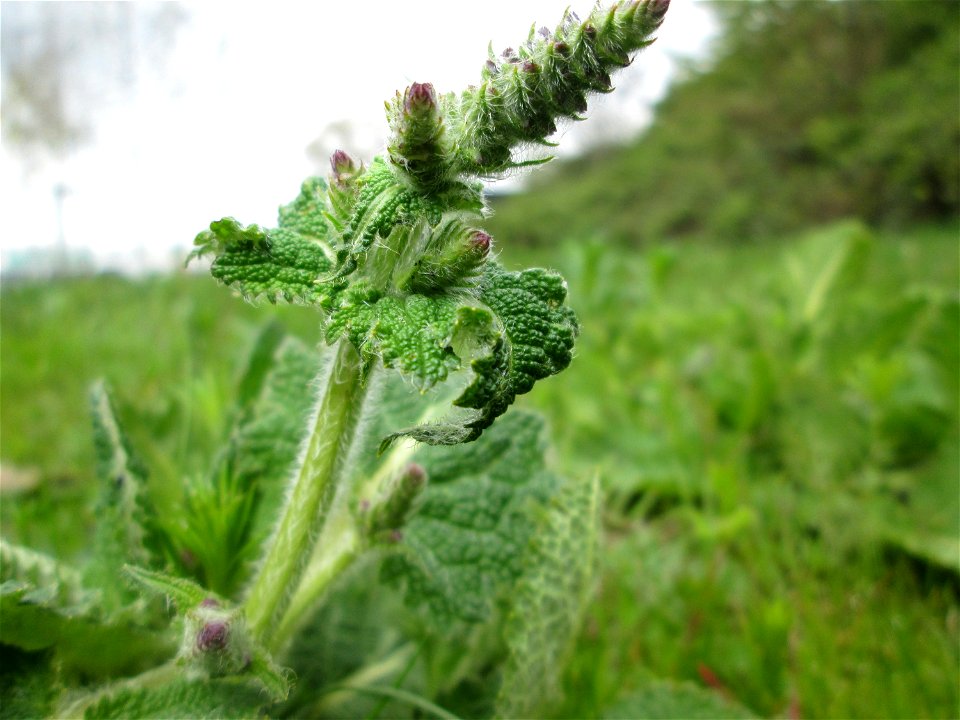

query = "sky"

[{"left": 0, "top": 1, "right": 718, "bottom": 274}]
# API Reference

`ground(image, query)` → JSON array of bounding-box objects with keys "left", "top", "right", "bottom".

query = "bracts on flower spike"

[{"left": 385, "top": 0, "right": 670, "bottom": 187}]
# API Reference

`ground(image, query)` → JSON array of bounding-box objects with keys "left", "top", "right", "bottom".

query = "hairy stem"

[
  {"left": 244, "top": 339, "right": 372, "bottom": 644},
  {"left": 269, "top": 398, "right": 448, "bottom": 651},
  {"left": 270, "top": 516, "right": 361, "bottom": 652}
]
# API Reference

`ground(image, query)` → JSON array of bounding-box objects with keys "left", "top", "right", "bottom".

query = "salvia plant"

[{"left": 1, "top": 2, "right": 669, "bottom": 718}]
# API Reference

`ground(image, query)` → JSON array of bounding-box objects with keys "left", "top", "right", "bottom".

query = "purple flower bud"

[
  {"left": 522, "top": 61, "right": 540, "bottom": 74},
  {"left": 649, "top": 0, "right": 670, "bottom": 20},
  {"left": 330, "top": 149, "right": 355, "bottom": 178},
  {"left": 484, "top": 59, "right": 498, "bottom": 75},
  {"left": 583, "top": 24, "right": 597, "bottom": 39},
  {"left": 538, "top": 26, "right": 551, "bottom": 39},
  {"left": 200, "top": 597, "right": 220, "bottom": 608},
  {"left": 469, "top": 231, "right": 492, "bottom": 257},
  {"left": 197, "top": 621, "right": 228, "bottom": 652},
  {"left": 405, "top": 82, "right": 437, "bottom": 114}
]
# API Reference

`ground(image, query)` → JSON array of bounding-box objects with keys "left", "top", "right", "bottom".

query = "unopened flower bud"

[
  {"left": 330, "top": 149, "right": 356, "bottom": 179},
  {"left": 405, "top": 82, "right": 437, "bottom": 114},
  {"left": 403, "top": 223, "right": 495, "bottom": 293},
  {"left": 362, "top": 463, "right": 427, "bottom": 541},
  {"left": 648, "top": 0, "right": 671, "bottom": 22},
  {"left": 197, "top": 621, "right": 228, "bottom": 652},
  {"left": 468, "top": 230, "right": 491, "bottom": 258}
]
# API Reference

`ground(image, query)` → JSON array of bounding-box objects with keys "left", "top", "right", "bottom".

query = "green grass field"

[{"left": 2, "top": 221, "right": 958, "bottom": 718}]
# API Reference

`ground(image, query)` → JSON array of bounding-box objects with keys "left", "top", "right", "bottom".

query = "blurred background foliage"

[
  {"left": 2, "top": 1, "right": 958, "bottom": 718},
  {"left": 487, "top": 0, "right": 959, "bottom": 244}
]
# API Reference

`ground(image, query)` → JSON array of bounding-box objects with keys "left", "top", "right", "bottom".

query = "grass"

[{"left": 2, "top": 221, "right": 958, "bottom": 718}]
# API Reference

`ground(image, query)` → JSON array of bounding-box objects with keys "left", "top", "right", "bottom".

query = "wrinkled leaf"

[
  {"left": 381, "top": 411, "right": 561, "bottom": 623},
  {"left": 81, "top": 677, "right": 268, "bottom": 720},
  {"left": 495, "top": 474, "right": 600, "bottom": 718},
  {"left": 84, "top": 382, "right": 157, "bottom": 612}
]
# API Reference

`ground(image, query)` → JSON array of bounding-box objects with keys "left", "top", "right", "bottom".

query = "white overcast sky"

[{"left": 0, "top": 1, "right": 718, "bottom": 272}]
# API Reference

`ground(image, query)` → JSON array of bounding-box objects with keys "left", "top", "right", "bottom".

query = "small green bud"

[
  {"left": 360, "top": 462, "right": 427, "bottom": 542},
  {"left": 401, "top": 223, "right": 493, "bottom": 293}
]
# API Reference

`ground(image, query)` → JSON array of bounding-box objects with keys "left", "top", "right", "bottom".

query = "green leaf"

[
  {"left": 0, "top": 580, "right": 171, "bottom": 676},
  {"left": 81, "top": 677, "right": 268, "bottom": 720},
  {"left": 495, "top": 474, "right": 600, "bottom": 718},
  {"left": 192, "top": 218, "right": 338, "bottom": 305},
  {"left": 190, "top": 177, "right": 340, "bottom": 304},
  {"left": 381, "top": 411, "right": 561, "bottom": 623},
  {"left": 84, "top": 381, "right": 157, "bottom": 612},
  {"left": 123, "top": 565, "right": 211, "bottom": 610},
  {"left": 232, "top": 320, "right": 288, "bottom": 411},
  {"left": 385, "top": 263, "right": 579, "bottom": 446},
  {"left": 460, "top": 264, "right": 579, "bottom": 425},
  {"left": 0, "top": 542, "right": 168, "bottom": 675},
  {"left": 602, "top": 680, "right": 758, "bottom": 720},
  {"left": 276, "top": 176, "right": 337, "bottom": 241},
  {"left": 1, "top": 538, "right": 91, "bottom": 611},
  {"left": 325, "top": 282, "right": 461, "bottom": 388},
  {"left": 161, "top": 332, "right": 322, "bottom": 598},
  {"left": 0, "top": 646, "right": 59, "bottom": 720},
  {"left": 226, "top": 335, "right": 323, "bottom": 530}
]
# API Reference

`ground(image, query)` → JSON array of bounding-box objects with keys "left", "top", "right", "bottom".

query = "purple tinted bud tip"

[
  {"left": 405, "top": 82, "right": 437, "bottom": 113},
  {"left": 470, "top": 231, "right": 492, "bottom": 256},
  {"left": 197, "top": 621, "right": 228, "bottom": 652},
  {"left": 402, "top": 462, "right": 427, "bottom": 488},
  {"left": 330, "top": 149, "right": 355, "bottom": 177},
  {"left": 200, "top": 597, "right": 220, "bottom": 608},
  {"left": 650, "top": 0, "right": 670, "bottom": 18}
]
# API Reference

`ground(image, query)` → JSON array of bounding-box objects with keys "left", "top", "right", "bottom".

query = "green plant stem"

[
  {"left": 244, "top": 339, "right": 372, "bottom": 644},
  {"left": 270, "top": 518, "right": 361, "bottom": 652},
  {"left": 269, "top": 399, "right": 447, "bottom": 651}
]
